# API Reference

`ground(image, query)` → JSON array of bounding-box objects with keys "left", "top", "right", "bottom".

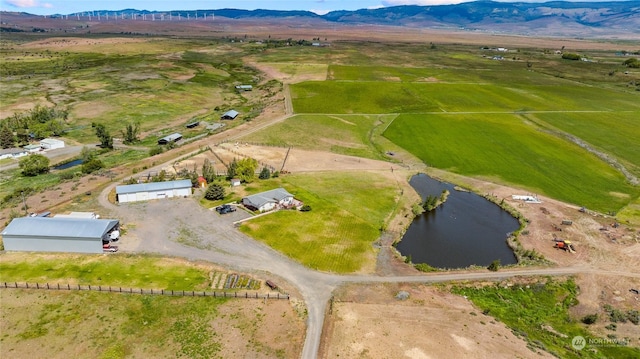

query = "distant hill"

[{"left": 3, "top": 1, "right": 639, "bottom": 38}]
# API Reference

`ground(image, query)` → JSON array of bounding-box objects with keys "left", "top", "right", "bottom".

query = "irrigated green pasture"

[
  {"left": 383, "top": 113, "right": 638, "bottom": 212},
  {"left": 240, "top": 171, "right": 399, "bottom": 273},
  {"left": 291, "top": 81, "right": 639, "bottom": 114},
  {"left": 289, "top": 55, "right": 639, "bottom": 213},
  {"left": 531, "top": 112, "right": 640, "bottom": 175}
]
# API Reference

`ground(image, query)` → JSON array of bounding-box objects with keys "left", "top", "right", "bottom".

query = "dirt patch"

[
  {"left": 20, "top": 37, "right": 147, "bottom": 51},
  {"left": 320, "top": 283, "right": 555, "bottom": 359}
]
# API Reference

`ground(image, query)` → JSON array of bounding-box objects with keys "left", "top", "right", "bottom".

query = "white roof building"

[{"left": 40, "top": 138, "right": 65, "bottom": 150}]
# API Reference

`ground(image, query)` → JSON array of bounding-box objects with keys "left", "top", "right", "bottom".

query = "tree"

[
  {"left": 487, "top": 259, "right": 501, "bottom": 272},
  {"left": 0, "top": 125, "right": 15, "bottom": 149},
  {"left": 19, "top": 154, "right": 50, "bottom": 176},
  {"left": 94, "top": 123, "right": 113, "bottom": 149},
  {"left": 236, "top": 158, "right": 258, "bottom": 183},
  {"left": 227, "top": 158, "right": 238, "bottom": 179},
  {"left": 122, "top": 122, "right": 140, "bottom": 144},
  {"left": 259, "top": 166, "right": 271, "bottom": 179},
  {"left": 81, "top": 158, "right": 104, "bottom": 174},
  {"left": 202, "top": 158, "right": 216, "bottom": 183},
  {"left": 204, "top": 183, "right": 225, "bottom": 201}
]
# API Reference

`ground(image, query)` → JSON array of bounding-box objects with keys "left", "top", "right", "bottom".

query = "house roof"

[
  {"left": 0, "top": 148, "right": 28, "bottom": 155},
  {"left": 116, "top": 179, "right": 192, "bottom": 195},
  {"left": 235, "top": 85, "right": 253, "bottom": 90},
  {"left": 1, "top": 217, "right": 119, "bottom": 239},
  {"left": 243, "top": 188, "right": 293, "bottom": 209},
  {"left": 222, "top": 110, "right": 239, "bottom": 119}
]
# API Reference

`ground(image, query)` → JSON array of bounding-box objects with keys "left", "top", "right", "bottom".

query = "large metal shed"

[
  {"left": 116, "top": 179, "right": 193, "bottom": 203},
  {"left": 1, "top": 217, "right": 120, "bottom": 254}
]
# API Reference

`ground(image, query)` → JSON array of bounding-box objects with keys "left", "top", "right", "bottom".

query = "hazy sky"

[{"left": 1, "top": 0, "right": 633, "bottom": 16}]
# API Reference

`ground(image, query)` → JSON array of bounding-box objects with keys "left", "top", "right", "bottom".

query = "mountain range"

[{"left": 5, "top": 1, "right": 640, "bottom": 38}]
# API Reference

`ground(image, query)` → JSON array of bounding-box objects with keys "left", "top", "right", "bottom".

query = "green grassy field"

[
  {"left": 383, "top": 113, "right": 638, "bottom": 212},
  {"left": 240, "top": 171, "right": 399, "bottom": 273},
  {"left": 530, "top": 112, "right": 640, "bottom": 175},
  {"left": 290, "top": 81, "right": 639, "bottom": 114},
  {"left": 0, "top": 254, "right": 210, "bottom": 290},
  {"left": 452, "top": 278, "right": 640, "bottom": 359}
]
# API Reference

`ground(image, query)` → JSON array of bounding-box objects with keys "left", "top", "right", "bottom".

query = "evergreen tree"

[
  {"left": 0, "top": 125, "right": 15, "bottom": 149},
  {"left": 204, "top": 183, "right": 225, "bottom": 201},
  {"left": 259, "top": 166, "right": 271, "bottom": 179}
]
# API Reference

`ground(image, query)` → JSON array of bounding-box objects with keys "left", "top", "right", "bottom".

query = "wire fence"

[{"left": 1, "top": 282, "right": 289, "bottom": 300}]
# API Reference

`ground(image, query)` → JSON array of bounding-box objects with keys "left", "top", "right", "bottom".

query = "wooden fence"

[{"left": 1, "top": 282, "right": 289, "bottom": 300}]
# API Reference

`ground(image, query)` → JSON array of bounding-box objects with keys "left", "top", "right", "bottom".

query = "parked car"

[
  {"left": 103, "top": 245, "right": 118, "bottom": 253},
  {"left": 216, "top": 204, "right": 236, "bottom": 214}
]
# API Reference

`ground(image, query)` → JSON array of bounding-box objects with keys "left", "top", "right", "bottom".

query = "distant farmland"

[{"left": 289, "top": 61, "right": 640, "bottom": 213}]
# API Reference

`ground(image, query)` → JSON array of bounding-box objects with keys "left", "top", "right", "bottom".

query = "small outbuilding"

[
  {"left": 242, "top": 187, "right": 294, "bottom": 212},
  {"left": 40, "top": 138, "right": 65, "bottom": 150},
  {"left": 230, "top": 178, "right": 241, "bottom": 187},
  {"left": 158, "top": 133, "right": 182, "bottom": 145},
  {"left": 221, "top": 110, "right": 239, "bottom": 120},
  {"left": 197, "top": 176, "right": 207, "bottom": 188},
  {"left": 23, "top": 144, "right": 41, "bottom": 153},
  {"left": 235, "top": 85, "right": 253, "bottom": 91},
  {"left": 116, "top": 179, "right": 192, "bottom": 203},
  {"left": 1, "top": 217, "right": 120, "bottom": 254},
  {"left": 186, "top": 121, "right": 200, "bottom": 129}
]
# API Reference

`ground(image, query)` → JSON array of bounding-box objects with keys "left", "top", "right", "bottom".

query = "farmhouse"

[
  {"left": 158, "top": 133, "right": 182, "bottom": 145},
  {"left": 116, "top": 179, "right": 192, "bottom": 203},
  {"left": 1, "top": 217, "right": 120, "bottom": 254},
  {"left": 221, "top": 110, "right": 239, "bottom": 120},
  {"left": 40, "top": 138, "right": 65, "bottom": 150},
  {"left": 242, "top": 187, "right": 294, "bottom": 212},
  {"left": 0, "top": 148, "right": 28, "bottom": 160}
]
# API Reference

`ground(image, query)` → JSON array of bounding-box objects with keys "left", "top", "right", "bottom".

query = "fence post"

[
  {"left": 46, "top": 283, "right": 49, "bottom": 289},
  {"left": 36, "top": 283, "right": 39, "bottom": 289},
  {"left": 277, "top": 293, "right": 280, "bottom": 299},
  {"left": 245, "top": 292, "right": 248, "bottom": 298},
  {"left": 151, "top": 289, "right": 153, "bottom": 295},
  {"left": 162, "top": 289, "right": 164, "bottom": 295},
  {"left": 57, "top": 283, "right": 60, "bottom": 290},
  {"left": 89, "top": 285, "right": 91, "bottom": 290},
  {"left": 67, "top": 284, "right": 70, "bottom": 290}
]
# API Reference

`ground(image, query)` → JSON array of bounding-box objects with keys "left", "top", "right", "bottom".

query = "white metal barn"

[
  {"left": 116, "top": 179, "right": 193, "bottom": 204},
  {"left": 40, "top": 138, "right": 65, "bottom": 150},
  {"left": 1, "top": 217, "right": 120, "bottom": 254}
]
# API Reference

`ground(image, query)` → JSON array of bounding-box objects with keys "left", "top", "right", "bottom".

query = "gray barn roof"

[
  {"left": 221, "top": 110, "right": 239, "bottom": 119},
  {"left": 158, "top": 133, "right": 182, "bottom": 144},
  {"left": 116, "top": 179, "right": 192, "bottom": 195},
  {"left": 2, "top": 217, "right": 119, "bottom": 239},
  {"left": 243, "top": 188, "right": 293, "bottom": 209}
]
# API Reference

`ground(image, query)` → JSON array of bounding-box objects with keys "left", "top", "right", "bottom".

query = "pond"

[
  {"left": 395, "top": 174, "right": 519, "bottom": 269},
  {"left": 53, "top": 159, "right": 83, "bottom": 170}
]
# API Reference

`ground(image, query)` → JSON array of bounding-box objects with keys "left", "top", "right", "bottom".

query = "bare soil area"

[{"left": 320, "top": 282, "right": 555, "bottom": 359}]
